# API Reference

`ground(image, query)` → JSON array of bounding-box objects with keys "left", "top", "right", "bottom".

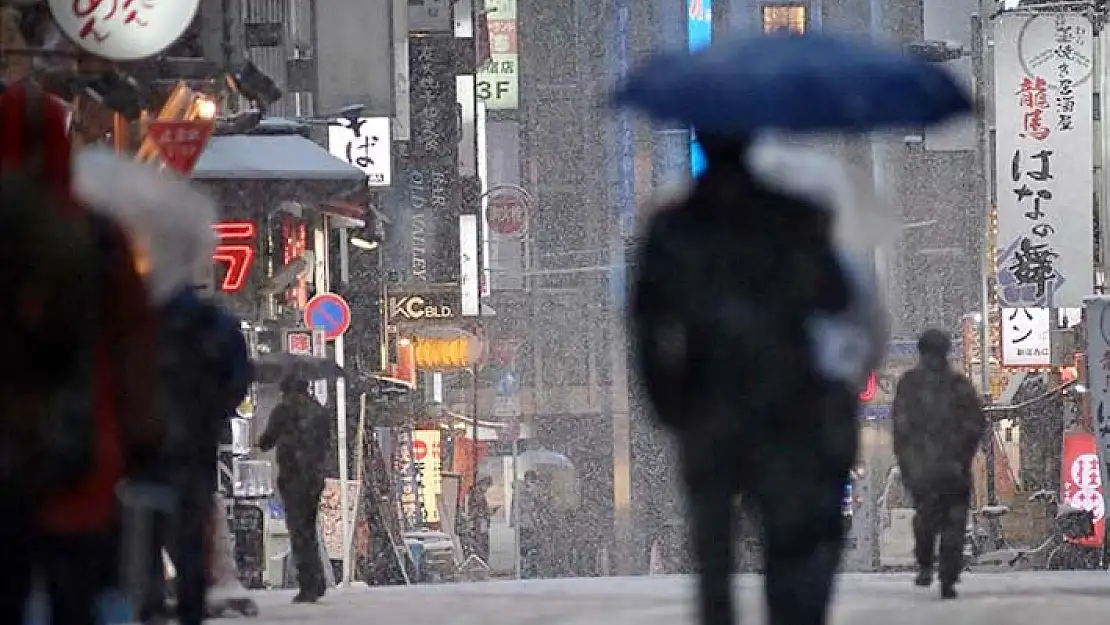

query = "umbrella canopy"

[
  {"left": 516, "top": 449, "right": 575, "bottom": 471},
  {"left": 253, "top": 352, "right": 346, "bottom": 384},
  {"left": 74, "top": 147, "right": 217, "bottom": 304},
  {"left": 612, "top": 32, "right": 972, "bottom": 134}
]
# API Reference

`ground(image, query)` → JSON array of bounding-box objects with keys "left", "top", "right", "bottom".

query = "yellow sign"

[
  {"left": 413, "top": 430, "right": 443, "bottom": 524},
  {"left": 413, "top": 336, "right": 480, "bottom": 370}
]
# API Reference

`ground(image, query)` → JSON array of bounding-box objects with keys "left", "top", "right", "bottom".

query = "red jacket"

[{"left": 0, "top": 82, "right": 162, "bottom": 534}]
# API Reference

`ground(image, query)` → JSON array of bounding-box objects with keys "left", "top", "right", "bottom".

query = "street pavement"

[{"left": 242, "top": 571, "right": 1110, "bottom": 624}]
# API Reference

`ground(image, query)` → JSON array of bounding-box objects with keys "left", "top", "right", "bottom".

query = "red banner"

[{"left": 1061, "top": 430, "right": 1105, "bottom": 547}]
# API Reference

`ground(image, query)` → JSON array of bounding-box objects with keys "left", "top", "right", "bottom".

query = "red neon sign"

[
  {"left": 212, "top": 221, "right": 257, "bottom": 293},
  {"left": 859, "top": 371, "right": 878, "bottom": 402}
]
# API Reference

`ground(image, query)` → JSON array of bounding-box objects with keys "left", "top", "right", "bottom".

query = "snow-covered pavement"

[{"left": 240, "top": 572, "right": 1110, "bottom": 624}]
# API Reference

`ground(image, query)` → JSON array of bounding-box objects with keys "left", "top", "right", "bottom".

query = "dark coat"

[
  {"left": 260, "top": 391, "right": 333, "bottom": 491},
  {"left": 630, "top": 165, "right": 852, "bottom": 437},
  {"left": 891, "top": 359, "right": 987, "bottom": 496}
]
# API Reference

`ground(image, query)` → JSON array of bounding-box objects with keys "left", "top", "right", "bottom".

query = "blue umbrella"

[{"left": 612, "top": 32, "right": 972, "bottom": 134}]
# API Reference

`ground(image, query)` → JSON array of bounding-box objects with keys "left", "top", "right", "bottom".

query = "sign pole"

[{"left": 337, "top": 230, "right": 352, "bottom": 586}]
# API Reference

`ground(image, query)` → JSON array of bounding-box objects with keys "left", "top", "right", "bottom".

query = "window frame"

[{"left": 761, "top": 3, "right": 808, "bottom": 34}]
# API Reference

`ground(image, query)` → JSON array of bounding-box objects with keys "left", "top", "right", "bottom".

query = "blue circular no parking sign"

[{"left": 304, "top": 293, "right": 351, "bottom": 341}]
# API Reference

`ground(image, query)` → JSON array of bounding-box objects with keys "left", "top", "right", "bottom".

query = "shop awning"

[{"left": 191, "top": 134, "right": 366, "bottom": 182}]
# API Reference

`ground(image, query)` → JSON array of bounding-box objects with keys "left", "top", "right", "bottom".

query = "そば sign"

[
  {"left": 49, "top": 0, "right": 201, "bottom": 61},
  {"left": 327, "top": 117, "right": 392, "bottom": 186},
  {"left": 993, "top": 13, "right": 1094, "bottom": 308}
]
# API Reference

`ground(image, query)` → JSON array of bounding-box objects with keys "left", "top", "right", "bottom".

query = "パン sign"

[{"left": 213, "top": 221, "right": 257, "bottom": 293}]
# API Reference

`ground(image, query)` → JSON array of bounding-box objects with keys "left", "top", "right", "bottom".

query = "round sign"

[
  {"left": 304, "top": 293, "right": 352, "bottom": 341},
  {"left": 487, "top": 190, "right": 528, "bottom": 236},
  {"left": 413, "top": 439, "right": 429, "bottom": 461},
  {"left": 49, "top": 0, "right": 201, "bottom": 61}
]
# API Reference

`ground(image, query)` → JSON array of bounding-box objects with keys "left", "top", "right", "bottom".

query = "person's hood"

[
  {"left": 0, "top": 81, "right": 78, "bottom": 213},
  {"left": 74, "top": 147, "right": 217, "bottom": 304}
]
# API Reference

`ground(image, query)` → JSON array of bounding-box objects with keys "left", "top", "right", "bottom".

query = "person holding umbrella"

[
  {"left": 259, "top": 376, "right": 333, "bottom": 603},
  {"left": 75, "top": 146, "right": 254, "bottom": 625},
  {"left": 616, "top": 32, "right": 971, "bottom": 625}
]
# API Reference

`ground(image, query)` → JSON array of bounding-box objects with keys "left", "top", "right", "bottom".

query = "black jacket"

[
  {"left": 630, "top": 166, "right": 852, "bottom": 433},
  {"left": 259, "top": 391, "right": 333, "bottom": 490},
  {"left": 891, "top": 360, "right": 987, "bottom": 495}
]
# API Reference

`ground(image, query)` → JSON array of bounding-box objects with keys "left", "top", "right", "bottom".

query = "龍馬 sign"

[
  {"left": 387, "top": 288, "right": 462, "bottom": 323},
  {"left": 476, "top": 0, "right": 519, "bottom": 110},
  {"left": 993, "top": 13, "right": 1094, "bottom": 309}
]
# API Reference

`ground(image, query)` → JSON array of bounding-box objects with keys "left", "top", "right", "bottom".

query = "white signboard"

[
  {"left": 412, "top": 429, "right": 443, "bottom": 524},
  {"left": 1000, "top": 307, "right": 1051, "bottom": 367},
  {"left": 460, "top": 214, "right": 480, "bottom": 316},
  {"left": 993, "top": 13, "right": 1094, "bottom": 309},
  {"left": 1082, "top": 295, "right": 1110, "bottom": 511},
  {"left": 49, "top": 0, "right": 200, "bottom": 61},
  {"left": 327, "top": 117, "right": 392, "bottom": 186}
]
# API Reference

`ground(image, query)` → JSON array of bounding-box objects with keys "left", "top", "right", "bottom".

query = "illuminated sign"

[
  {"left": 212, "top": 221, "right": 257, "bottom": 293},
  {"left": 688, "top": 0, "right": 712, "bottom": 175},
  {"left": 859, "top": 371, "right": 878, "bottom": 402}
]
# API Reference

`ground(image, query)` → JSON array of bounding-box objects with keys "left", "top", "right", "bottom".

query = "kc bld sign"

[{"left": 387, "top": 290, "right": 462, "bottom": 323}]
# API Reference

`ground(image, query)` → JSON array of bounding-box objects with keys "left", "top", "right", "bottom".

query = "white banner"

[
  {"left": 460, "top": 214, "right": 480, "bottom": 316},
  {"left": 327, "top": 117, "right": 392, "bottom": 186},
  {"left": 993, "top": 13, "right": 1094, "bottom": 308},
  {"left": 1000, "top": 307, "right": 1051, "bottom": 367}
]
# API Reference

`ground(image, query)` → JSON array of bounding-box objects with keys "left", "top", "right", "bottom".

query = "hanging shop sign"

[
  {"left": 49, "top": 0, "right": 201, "bottom": 61},
  {"left": 412, "top": 335, "right": 481, "bottom": 370},
  {"left": 1083, "top": 295, "right": 1110, "bottom": 507},
  {"left": 387, "top": 289, "right": 461, "bottom": 323},
  {"left": 993, "top": 13, "right": 1094, "bottom": 308},
  {"left": 212, "top": 221, "right": 257, "bottom": 294},
  {"left": 1000, "top": 307, "right": 1052, "bottom": 368},
  {"left": 327, "top": 117, "right": 392, "bottom": 186},
  {"left": 476, "top": 0, "right": 519, "bottom": 110},
  {"left": 412, "top": 430, "right": 443, "bottom": 524},
  {"left": 149, "top": 119, "right": 214, "bottom": 175},
  {"left": 1061, "top": 430, "right": 1105, "bottom": 549}
]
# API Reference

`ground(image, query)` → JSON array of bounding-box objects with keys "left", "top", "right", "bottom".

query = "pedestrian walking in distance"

[
  {"left": 259, "top": 376, "right": 333, "bottom": 603},
  {"left": 891, "top": 329, "right": 987, "bottom": 599}
]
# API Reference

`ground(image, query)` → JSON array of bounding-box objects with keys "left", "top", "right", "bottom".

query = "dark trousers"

[
  {"left": 911, "top": 489, "right": 969, "bottom": 586},
  {"left": 281, "top": 480, "right": 326, "bottom": 597},
  {"left": 0, "top": 496, "right": 32, "bottom": 625},
  {"left": 679, "top": 387, "right": 858, "bottom": 625},
  {"left": 519, "top": 528, "right": 540, "bottom": 578},
  {"left": 38, "top": 531, "right": 118, "bottom": 625},
  {"left": 139, "top": 464, "right": 215, "bottom": 625}
]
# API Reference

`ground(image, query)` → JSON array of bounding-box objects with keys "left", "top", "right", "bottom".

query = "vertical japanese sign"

[
  {"left": 1082, "top": 295, "right": 1110, "bottom": 522},
  {"left": 412, "top": 430, "right": 443, "bottom": 523},
  {"left": 476, "top": 0, "right": 518, "bottom": 110},
  {"left": 1062, "top": 430, "right": 1105, "bottom": 548},
  {"left": 687, "top": 0, "right": 711, "bottom": 175},
  {"left": 327, "top": 117, "right": 392, "bottom": 186},
  {"left": 409, "top": 34, "right": 460, "bottom": 283},
  {"left": 994, "top": 13, "right": 1094, "bottom": 308}
]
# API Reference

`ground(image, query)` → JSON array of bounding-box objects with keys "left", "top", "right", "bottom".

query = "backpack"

[{"left": 0, "top": 84, "right": 102, "bottom": 492}]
